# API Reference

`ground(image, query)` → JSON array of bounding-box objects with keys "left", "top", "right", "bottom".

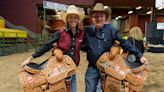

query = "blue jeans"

[
  {"left": 71, "top": 74, "right": 76, "bottom": 92},
  {"left": 85, "top": 65, "right": 101, "bottom": 92}
]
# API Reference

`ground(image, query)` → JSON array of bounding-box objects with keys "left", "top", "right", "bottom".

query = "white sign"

[
  {"left": 157, "top": 22, "right": 164, "bottom": 30},
  {"left": 156, "top": 0, "right": 164, "bottom": 8},
  {"left": 43, "top": 1, "right": 68, "bottom": 11}
]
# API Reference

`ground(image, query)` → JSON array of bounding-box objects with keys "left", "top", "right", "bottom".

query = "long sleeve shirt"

[
  {"left": 32, "top": 29, "right": 84, "bottom": 65},
  {"left": 83, "top": 24, "right": 143, "bottom": 66}
]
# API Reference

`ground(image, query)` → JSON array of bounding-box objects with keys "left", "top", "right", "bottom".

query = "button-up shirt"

[
  {"left": 32, "top": 28, "right": 84, "bottom": 65},
  {"left": 66, "top": 30, "right": 77, "bottom": 62},
  {"left": 83, "top": 24, "right": 142, "bottom": 66}
]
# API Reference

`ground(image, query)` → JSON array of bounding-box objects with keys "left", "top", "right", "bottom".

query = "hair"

[
  {"left": 129, "top": 26, "right": 143, "bottom": 41},
  {"left": 66, "top": 21, "right": 83, "bottom": 31},
  {"left": 66, "top": 14, "right": 83, "bottom": 31}
]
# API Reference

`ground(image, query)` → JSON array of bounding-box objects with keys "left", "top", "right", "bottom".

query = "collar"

[
  {"left": 66, "top": 26, "right": 80, "bottom": 34},
  {"left": 92, "top": 24, "right": 105, "bottom": 33},
  {"left": 66, "top": 28, "right": 81, "bottom": 38}
]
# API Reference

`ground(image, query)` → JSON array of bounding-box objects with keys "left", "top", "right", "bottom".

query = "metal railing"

[{"left": 0, "top": 31, "right": 28, "bottom": 56}]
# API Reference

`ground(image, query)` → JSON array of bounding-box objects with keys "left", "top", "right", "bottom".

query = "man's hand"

[
  {"left": 140, "top": 56, "right": 148, "bottom": 64},
  {"left": 21, "top": 56, "right": 33, "bottom": 67}
]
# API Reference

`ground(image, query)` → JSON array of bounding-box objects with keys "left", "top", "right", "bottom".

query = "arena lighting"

[
  {"left": 115, "top": 16, "right": 122, "bottom": 20},
  {"left": 118, "top": 16, "right": 122, "bottom": 18},
  {"left": 104, "top": 6, "right": 109, "bottom": 9},
  {"left": 128, "top": 11, "right": 133, "bottom": 14},
  {"left": 136, "top": 6, "right": 142, "bottom": 10},
  {"left": 115, "top": 17, "right": 119, "bottom": 20},
  {"left": 146, "top": 11, "right": 152, "bottom": 14},
  {"left": 157, "top": 7, "right": 164, "bottom": 10}
]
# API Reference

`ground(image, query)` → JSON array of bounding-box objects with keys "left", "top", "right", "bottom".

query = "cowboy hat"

[
  {"left": 61, "top": 5, "right": 85, "bottom": 23},
  {"left": 88, "top": 3, "right": 112, "bottom": 19}
]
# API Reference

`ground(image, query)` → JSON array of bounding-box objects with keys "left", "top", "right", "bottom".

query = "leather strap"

[
  {"left": 100, "top": 72, "right": 106, "bottom": 92},
  {"left": 65, "top": 77, "right": 72, "bottom": 92}
]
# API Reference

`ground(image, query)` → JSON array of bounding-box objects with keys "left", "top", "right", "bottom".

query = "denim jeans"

[
  {"left": 71, "top": 74, "right": 76, "bottom": 92},
  {"left": 85, "top": 65, "right": 101, "bottom": 92}
]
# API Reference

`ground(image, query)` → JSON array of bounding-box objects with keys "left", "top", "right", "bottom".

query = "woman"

[
  {"left": 128, "top": 26, "right": 144, "bottom": 54},
  {"left": 21, "top": 5, "right": 84, "bottom": 92}
]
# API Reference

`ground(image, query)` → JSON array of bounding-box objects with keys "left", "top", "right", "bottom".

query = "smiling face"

[
  {"left": 91, "top": 11, "right": 106, "bottom": 29},
  {"left": 66, "top": 14, "right": 79, "bottom": 29}
]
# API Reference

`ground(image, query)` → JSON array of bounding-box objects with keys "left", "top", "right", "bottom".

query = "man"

[{"left": 83, "top": 3, "right": 148, "bottom": 92}]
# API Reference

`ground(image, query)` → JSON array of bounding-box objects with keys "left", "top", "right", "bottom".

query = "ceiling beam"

[
  {"left": 35, "top": 0, "right": 94, "bottom": 6},
  {"left": 95, "top": 0, "right": 155, "bottom": 7}
]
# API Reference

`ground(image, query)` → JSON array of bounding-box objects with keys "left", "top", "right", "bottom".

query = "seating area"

[{"left": 0, "top": 28, "right": 28, "bottom": 56}]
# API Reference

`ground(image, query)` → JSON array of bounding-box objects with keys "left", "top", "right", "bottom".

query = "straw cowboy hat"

[
  {"left": 61, "top": 5, "right": 85, "bottom": 23},
  {"left": 88, "top": 3, "right": 112, "bottom": 19}
]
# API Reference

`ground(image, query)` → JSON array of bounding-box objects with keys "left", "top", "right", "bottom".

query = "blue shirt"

[{"left": 83, "top": 24, "right": 142, "bottom": 66}]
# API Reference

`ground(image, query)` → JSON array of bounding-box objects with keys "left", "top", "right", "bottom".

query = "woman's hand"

[{"left": 21, "top": 56, "right": 33, "bottom": 67}]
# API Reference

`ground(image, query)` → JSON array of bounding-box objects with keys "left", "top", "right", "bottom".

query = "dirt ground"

[{"left": 0, "top": 50, "right": 164, "bottom": 92}]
